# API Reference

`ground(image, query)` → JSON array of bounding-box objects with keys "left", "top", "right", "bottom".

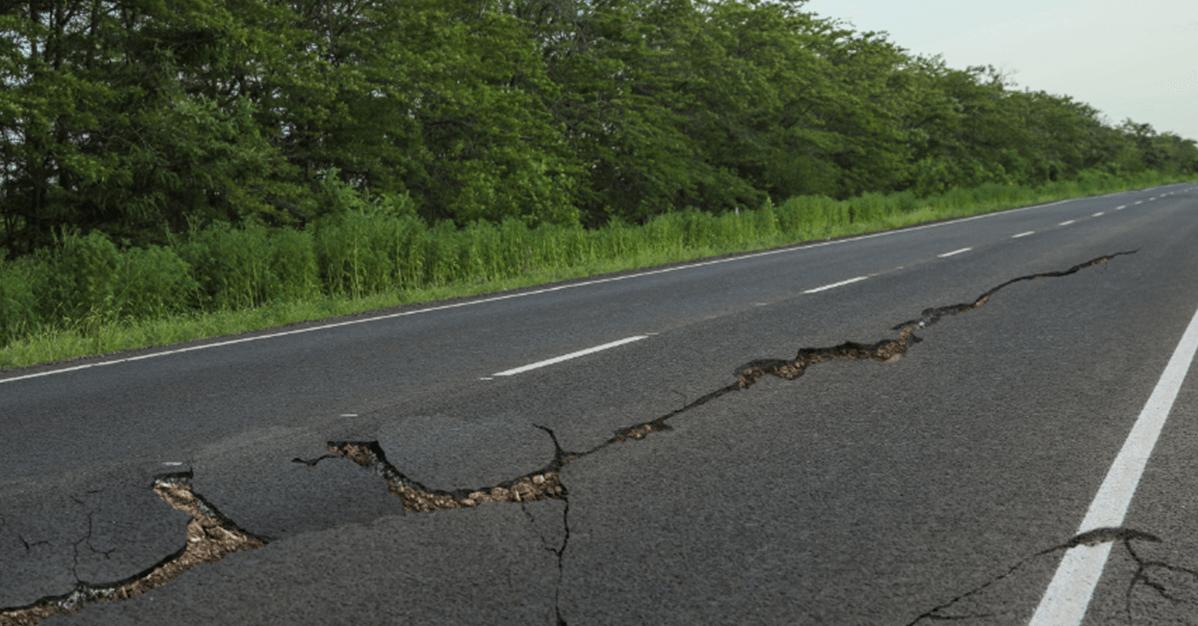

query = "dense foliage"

[
  {"left": 2, "top": 0, "right": 1196, "bottom": 256},
  {"left": 1, "top": 169, "right": 1188, "bottom": 359}
]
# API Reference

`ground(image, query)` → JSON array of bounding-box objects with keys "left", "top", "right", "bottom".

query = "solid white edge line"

[
  {"left": 937, "top": 247, "right": 972, "bottom": 258},
  {"left": 493, "top": 335, "right": 647, "bottom": 377},
  {"left": 803, "top": 276, "right": 868, "bottom": 294},
  {"left": 0, "top": 187, "right": 1150, "bottom": 385},
  {"left": 1012, "top": 231, "right": 1035, "bottom": 238},
  {"left": 1029, "top": 301, "right": 1198, "bottom": 625}
]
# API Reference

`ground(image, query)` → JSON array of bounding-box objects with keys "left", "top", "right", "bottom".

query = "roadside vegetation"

[
  {"left": 2, "top": 0, "right": 1196, "bottom": 368},
  {"left": 2, "top": 170, "right": 1193, "bottom": 369}
]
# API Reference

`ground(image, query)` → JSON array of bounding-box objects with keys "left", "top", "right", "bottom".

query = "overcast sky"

[{"left": 801, "top": 0, "right": 1198, "bottom": 141}]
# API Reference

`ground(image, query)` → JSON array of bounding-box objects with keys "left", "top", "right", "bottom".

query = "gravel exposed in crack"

[
  {"left": 295, "top": 429, "right": 580, "bottom": 622},
  {"left": 302, "top": 430, "right": 571, "bottom": 514},
  {"left": 303, "top": 325, "right": 924, "bottom": 513},
  {"left": 0, "top": 472, "right": 267, "bottom": 626}
]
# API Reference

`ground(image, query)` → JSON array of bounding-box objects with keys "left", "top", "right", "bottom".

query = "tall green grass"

[{"left": 1, "top": 170, "right": 1192, "bottom": 369}]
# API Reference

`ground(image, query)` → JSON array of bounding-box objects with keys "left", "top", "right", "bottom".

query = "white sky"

[{"left": 801, "top": 0, "right": 1198, "bottom": 141}]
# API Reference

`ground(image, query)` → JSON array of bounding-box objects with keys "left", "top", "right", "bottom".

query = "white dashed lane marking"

[
  {"left": 492, "top": 335, "right": 648, "bottom": 377},
  {"left": 803, "top": 276, "right": 869, "bottom": 294}
]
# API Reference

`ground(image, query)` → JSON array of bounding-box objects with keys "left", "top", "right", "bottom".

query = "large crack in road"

[
  {"left": 294, "top": 251, "right": 1151, "bottom": 624},
  {"left": 5, "top": 249, "right": 1184, "bottom": 625},
  {"left": 303, "top": 252, "right": 1139, "bottom": 502}
]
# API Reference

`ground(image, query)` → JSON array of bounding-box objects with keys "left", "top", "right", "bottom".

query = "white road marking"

[
  {"left": 1115, "top": 206, "right": 1126, "bottom": 210},
  {"left": 1012, "top": 231, "right": 1035, "bottom": 239},
  {"left": 340, "top": 414, "right": 358, "bottom": 418},
  {"left": 1135, "top": 201, "right": 1143, "bottom": 205},
  {"left": 1059, "top": 220, "right": 1076, "bottom": 226},
  {"left": 1029, "top": 301, "right": 1198, "bottom": 625},
  {"left": 478, "top": 377, "right": 494, "bottom": 381},
  {"left": 493, "top": 335, "right": 647, "bottom": 377},
  {"left": 163, "top": 462, "right": 183, "bottom": 466},
  {"left": 803, "top": 276, "right": 868, "bottom": 294},
  {"left": 937, "top": 247, "right": 972, "bottom": 258},
  {"left": 1093, "top": 212, "right": 1104, "bottom": 217}
]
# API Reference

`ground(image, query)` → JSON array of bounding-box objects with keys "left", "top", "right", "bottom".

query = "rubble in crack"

[
  {"left": 316, "top": 324, "right": 923, "bottom": 517},
  {"left": 602, "top": 326, "right": 920, "bottom": 447},
  {"left": 311, "top": 430, "right": 582, "bottom": 621},
  {"left": 608, "top": 421, "right": 672, "bottom": 444},
  {"left": 0, "top": 472, "right": 266, "bottom": 626},
  {"left": 325, "top": 441, "right": 567, "bottom": 513},
  {"left": 735, "top": 326, "right": 919, "bottom": 390}
]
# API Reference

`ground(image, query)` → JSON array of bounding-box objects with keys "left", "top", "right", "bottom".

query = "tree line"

[{"left": 2, "top": 0, "right": 1195, "bottom": 256}]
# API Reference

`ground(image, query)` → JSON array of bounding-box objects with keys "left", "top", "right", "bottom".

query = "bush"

[
  {"left": 268, "top": 227, "right": 320, "bottom": 303},
  {"left": 0, "top": 254, "right": 39, "bottom": 346},
  {"left": 113, "top": 245, "right": 199, "bottom": 320},
  {"left": 776, "top": 195, "right": 846, "bottom": 233},
  {"left": 178, "top": 223, "right": 276, "bottom": 310},
  {"left": 34, "top": 230, "right": 121, "bottom": 323}
]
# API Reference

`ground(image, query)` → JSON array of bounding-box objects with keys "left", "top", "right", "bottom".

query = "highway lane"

[
  {"left": 1, "top": 185, "right": 1184, "bottom": 479},
  {"left": 2, "top": 183, "right": 1197, "bottom": 624}
]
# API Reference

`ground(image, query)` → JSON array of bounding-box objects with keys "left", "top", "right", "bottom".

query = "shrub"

[
  {"left": 268, "top": 227, "right": 319, "bottom": 303},
  {"left": 178, "top": 223, "right": 276, "bottom": 310},
  {"left": 34, "top": 230, "right": 121, "bottom": 324},
  {"left": 0, "top": 254, "right": 40, "bottom": 346},
  {"left": 113, "top": 245, "right": 199, "bottom": 320}
]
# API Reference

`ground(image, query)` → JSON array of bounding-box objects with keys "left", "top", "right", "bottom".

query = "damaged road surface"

[
  {"left": 4, "top": 184, "right": 1198, "bottom": 624},
  {"left": 0, "top": 474, "right": 265, "bottom": 626}
]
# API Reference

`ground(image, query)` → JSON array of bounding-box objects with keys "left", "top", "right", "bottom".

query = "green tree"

[{"left": 0, "top": 0, "right": 301, "bottom": 252}]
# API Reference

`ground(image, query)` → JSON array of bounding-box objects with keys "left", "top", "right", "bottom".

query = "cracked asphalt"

[{"left": 3, "top": 183, "right": 1198, "bottom": 625}]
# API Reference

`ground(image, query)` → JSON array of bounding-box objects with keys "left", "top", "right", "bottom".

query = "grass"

[{"left": 2, "top": 171, "right": 1194, "bottom": 370}]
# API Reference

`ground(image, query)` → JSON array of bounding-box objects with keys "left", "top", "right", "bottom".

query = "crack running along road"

[
  {"left": 293, "top": 251, "right": 1140, "bottom": 626},
  {"left": 0, "top": 249, "right": 1178, "bottom": 626}
]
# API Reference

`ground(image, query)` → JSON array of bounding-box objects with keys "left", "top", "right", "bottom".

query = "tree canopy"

[{"left": 2, "top": 0, "right": 1195, "bottom": 254}]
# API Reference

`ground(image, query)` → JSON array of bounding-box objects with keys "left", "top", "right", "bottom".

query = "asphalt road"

[{"left": 3, "top": 183, "right": 1198, "bottom": 625}]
